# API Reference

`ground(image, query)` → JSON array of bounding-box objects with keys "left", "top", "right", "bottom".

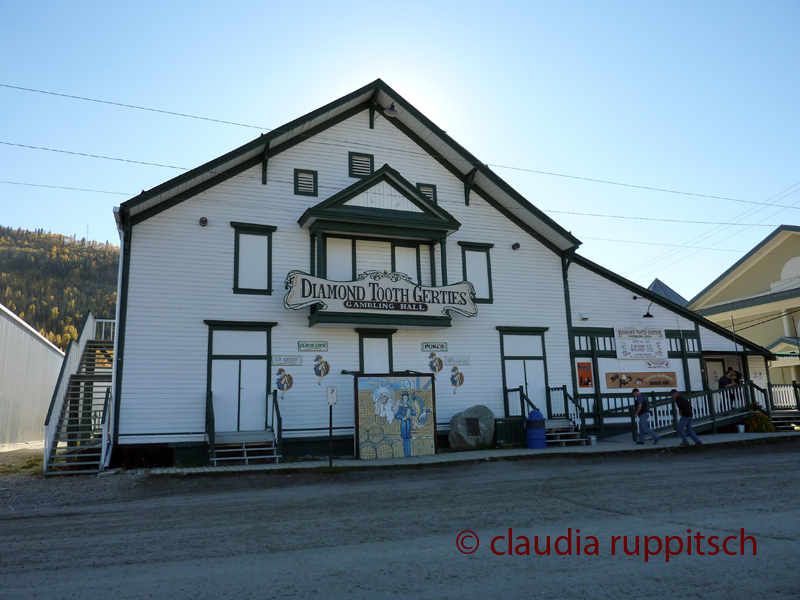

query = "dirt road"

[{"left": 1, "top": 440, "right": 799, "bottom": 599}]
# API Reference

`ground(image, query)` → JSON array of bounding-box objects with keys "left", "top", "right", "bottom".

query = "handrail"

[
  {"left": 549, "top": 385, "right": 587, "bottom": 439},
  {"left": 503, "top": 386, "right": 539, "bottom": 416},
  {"left": 206, "top": 391, "right": 215, "bottom": 462},
  {"left": 272, "top": 389, "right": 283, "bottom": 459},
  {"left": 100, "top": 388, "right": 111, "bottom": 469}
]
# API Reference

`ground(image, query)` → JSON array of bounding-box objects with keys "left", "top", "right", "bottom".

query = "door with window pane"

[{"left": 501, "top": 332, "right": 548, "bottom": 418}]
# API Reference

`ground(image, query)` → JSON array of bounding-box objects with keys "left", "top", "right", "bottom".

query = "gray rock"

[{"left": 448, "top": 405, "right": 495, "bottom": 450}]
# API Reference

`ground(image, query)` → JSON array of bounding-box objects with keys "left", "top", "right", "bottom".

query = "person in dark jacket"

[
  {"left": 671, "top": 389, "right": 702, "bottom": 446},
  {"left": 633, "top": 388, "right": 660, "bottom": 445}
]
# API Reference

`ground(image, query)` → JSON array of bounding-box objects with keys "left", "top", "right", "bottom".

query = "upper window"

[
  {"left": 294, "top": 169, "right": 318, "bottom": 196},
  {"left": 349, "top": 152, "right": 374, "bottom": 178},
  {"left": 459, "top": 241, "right": 494, "bottom": 304},
  {"left": 416, "top": 183, "right": 437, "bottom": 204},
  {"left": 231, "top": 222, "right": 277, "bottom": 295}
]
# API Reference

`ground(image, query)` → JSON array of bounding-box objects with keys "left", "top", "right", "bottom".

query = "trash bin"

[
  {"left": 525, "top": 410, "right": 547, "bottom": 449},
  {"left": 737, "top": 424, "right": 745, "bottom": 434},
  {"left": 588, "top": 435, "right": 597, "bottom": 446}
]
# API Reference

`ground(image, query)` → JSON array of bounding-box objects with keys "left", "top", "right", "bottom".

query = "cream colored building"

[{"left": 688, "top": 225, "right": 800, "bottom": 386}]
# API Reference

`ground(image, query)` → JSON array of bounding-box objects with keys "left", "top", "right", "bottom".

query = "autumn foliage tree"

[{"left": 0, "top": 226, "right": 118, "bottom": 350}]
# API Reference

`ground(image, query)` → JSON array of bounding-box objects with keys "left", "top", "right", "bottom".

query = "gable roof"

[
  {"left": 297, "top": 163, "right": 461, "bottom": 236},
  {"left": 115, "top": 79, "right": 581, "bottom": 252},
  {"left": 647, "top": 278, "right": 688, "bottom": 306},
  {"left": 570, "top": 253, "right": 773, "bottom": 356},
  {"left": 687, "top": 225, "right": 800, "bottom": 310}
]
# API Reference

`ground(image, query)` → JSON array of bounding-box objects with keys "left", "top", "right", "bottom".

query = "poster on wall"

[
  {"left": 605, "top": 372, "right": 677, "bottom": 389},
  {"left": 577, "top": 362, "right": 594, "bottom": 389},
  {"left": 355, "top": 374, "right": 436, "bottom": 460},
  {"left": 615, "top": 328, "right": 667, "bottom": 360}
]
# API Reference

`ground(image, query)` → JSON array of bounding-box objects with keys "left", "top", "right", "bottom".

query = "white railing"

[
  {"left": 95, "top": 319, "right": 115, "bottom": 342},
  {"left": 770, "top": 384, "right": 797, "bottom": 410},
  {"left": 43, "top": 312, "right": 97, "bottom": 474}
]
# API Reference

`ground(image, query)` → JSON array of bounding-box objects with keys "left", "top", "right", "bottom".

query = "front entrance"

[
  {"left": 500, "top": 329, "right": 549, "bottom": 418},
  {"left": 211, "top": 359, "right": 268, "bottom": 432},
  {"left": 208, "top": 327, "right": 271, "bottom": 433}
]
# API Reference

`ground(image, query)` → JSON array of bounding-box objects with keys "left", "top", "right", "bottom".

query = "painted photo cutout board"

[{"left": 355, "top": 374, "right": 436, "bottom": 460}]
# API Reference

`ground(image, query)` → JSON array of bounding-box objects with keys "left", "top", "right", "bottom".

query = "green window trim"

[
  {"left": 348, "top": 152, "right": 374, "bottom": 178},
  {"left": 458, "top": 241, "right": 494, "bottom": 304},
  {"left": 294, "top": 169, "right": 318, "bottom": 196},
  {"left": 231, "top": 222, "right": 277, "bottom": 295},
  {"left": 416, "top": 183, "right": 437, "bottom": 204},
  {"left": 390, "top": 240, "right": 422, "bottom": 284},
  {"left": 357, "top": 329, "right": 396, "bottom": 373}
]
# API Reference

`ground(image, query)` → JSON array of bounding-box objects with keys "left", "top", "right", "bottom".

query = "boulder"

[{"left": 448, "top": 405, "right": 495, "bottom": 450}]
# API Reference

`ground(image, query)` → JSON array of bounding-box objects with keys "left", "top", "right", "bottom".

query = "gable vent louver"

[
  {"left": 297, "top": 172, "right": 315, "bottom": 194},
  {"left": 418, "top": 186, "right": 434, "bottom": 201},
  {"left": 349, "top": 153, "right": 373, "bottom": 178}
]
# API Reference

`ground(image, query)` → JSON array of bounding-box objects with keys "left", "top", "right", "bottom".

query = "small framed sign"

[
  {"left": 272, "top": 355, "right": 303, "bottom": 367},
  {"left": 299, "top": 341, "right": 328, "bottom": 352},
  {"left": 445, "top": 355, "right": 470, "bottom": 366},
  {"left": 327, "top": 386, "right": 338, "bottom": 406},
  {"left": 421, "top": 342, "right": 448, "bottom": 352}
]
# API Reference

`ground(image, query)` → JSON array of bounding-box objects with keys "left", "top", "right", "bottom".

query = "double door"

[{"left": 211, "top": 359, "right": 268, "bottom": 432}]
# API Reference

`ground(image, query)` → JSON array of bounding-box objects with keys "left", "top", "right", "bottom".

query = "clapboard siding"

[{"left": 119, "top": 108, "right": 573, "bottom": 441}]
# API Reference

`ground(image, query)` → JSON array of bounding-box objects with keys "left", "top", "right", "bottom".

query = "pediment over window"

[{"left": 297, "top": 164, "right": 460, "bottom": 239}]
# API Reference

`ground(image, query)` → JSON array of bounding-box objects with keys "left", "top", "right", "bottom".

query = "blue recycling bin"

[{"left": 525, "top": 409, "right": 547, "bottom": 449}]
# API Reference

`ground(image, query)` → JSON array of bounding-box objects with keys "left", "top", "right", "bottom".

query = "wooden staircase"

[
  {"left": 45, "top": 340, "right": 113, "bottom": 475},
  {"left": 770, "top": 411, "right": 800, "bottom": 432},
  {"left": 545, "top": 419, "right": 587, "bottom": 447},
  {"left": 212, "top": 431, "right": 281, "bottom": 466}
]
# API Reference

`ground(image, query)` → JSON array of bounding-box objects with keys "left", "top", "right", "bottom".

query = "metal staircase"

[{"left": 44, "top": 314, "right": 115, "bottom": 476}]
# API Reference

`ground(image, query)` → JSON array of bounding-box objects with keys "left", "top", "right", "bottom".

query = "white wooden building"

[{"left": 109, "top": 80, "right": 772, "bottom": 465}]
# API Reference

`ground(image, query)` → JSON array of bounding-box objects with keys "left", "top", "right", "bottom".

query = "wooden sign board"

[{"left": 605, "top": 372, "right": 677, "bottom": 389}]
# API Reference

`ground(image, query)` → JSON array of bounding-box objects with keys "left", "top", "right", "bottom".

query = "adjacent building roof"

[
  {"left": 647, "top": 278, "right": 688, "bottom": 306},
  {"left": 116, "top": 79, "right": 581, "bottom": 253}
]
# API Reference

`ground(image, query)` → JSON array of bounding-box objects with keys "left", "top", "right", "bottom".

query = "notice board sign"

[
  {"left": 605, "top": 372, "right": 677, "bottom": 389},
  {"left": 615, "top": 328, "right": 667, "bottom": 360}
]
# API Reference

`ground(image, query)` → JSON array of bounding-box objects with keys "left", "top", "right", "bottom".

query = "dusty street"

[{"left": 1, "top": 440, "right": 799, "bottom": 599}]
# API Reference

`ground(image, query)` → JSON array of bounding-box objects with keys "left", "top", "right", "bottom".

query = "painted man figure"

[
  {"left": 671, "top": 389, "right": 702, "bottom": 447},
  {"left": 633, "top": 388, "right": 660, "bottom": 445},
  {"left": 394, "top": 391, "right": 416, "bottom": 457}
]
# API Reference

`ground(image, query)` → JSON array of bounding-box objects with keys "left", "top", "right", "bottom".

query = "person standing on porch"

[
  {"left": 633, "top": 388, "right": 660, "bottom": 445},
  {"left": 671, "top": 389, "right": 702, "bottom": 447}
]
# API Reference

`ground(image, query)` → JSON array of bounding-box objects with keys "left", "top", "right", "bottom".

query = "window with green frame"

[
  {"left": 459, "top": 241, "right": 494, "bottom": 303},
  {"left": 231, "top": 222, "right": 277, "bottom": 295}
]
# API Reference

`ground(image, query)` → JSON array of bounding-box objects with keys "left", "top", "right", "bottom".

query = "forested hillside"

[{"left": 0, "top": 226, "right": 119, "bottom": 350}]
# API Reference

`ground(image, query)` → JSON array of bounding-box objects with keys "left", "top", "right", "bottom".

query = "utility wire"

[
  {"left": 0, "top": 141, "right": 186, "bottom": 170},
  {"left": 0, "top": 82, "right": 792, "bottom": 210},
  {"left": 0, "top": 180, "right": 131, "bottom": 195}
]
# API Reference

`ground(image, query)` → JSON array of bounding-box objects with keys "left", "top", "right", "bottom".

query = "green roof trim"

[
  {"left": 570, "top": 253, "right": 773, "bottom": 357},
  {"left": 688, "top": 225, "right": 800, "bottom": 308},
  {"left": 696, "top": 287, "right": 800, "bottom": 317}
]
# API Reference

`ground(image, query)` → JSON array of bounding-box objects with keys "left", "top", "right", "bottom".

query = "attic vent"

[
  {"left": 349, "top": 152, "right": 374, "bottom": 178},
  {"left": 294, "top": 169, "right": 318, "bottom": 197},
  {"left": 416, "top": 183, "right": 437, "bottom": 204}
]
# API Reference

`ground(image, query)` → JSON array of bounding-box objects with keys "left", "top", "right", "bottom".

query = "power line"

[
  {"left": 544, "top": 211, "right": 779, "bottom": 227},
  {"left": 0, "top": 180, "right": 130, "bottom": 195},
  {"left": 0, "top": 141, "right": 186, "bottom": 170},
  {"left": 1, "top": 82, "right": 794, "bottom": 209}
]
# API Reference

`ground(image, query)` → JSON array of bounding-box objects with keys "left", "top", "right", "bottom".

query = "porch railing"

[
  {"left": 100, "top": 388, "right": 112, "bottom": 468},
  {"left": 205, "top": 391, "right": 215, "bottom": 462},
  {"left": 549, "top": 385, "right": 587, "bottom": 438},
  {"left": 770, "top": 383, "right": 800, "bottom": 411}
]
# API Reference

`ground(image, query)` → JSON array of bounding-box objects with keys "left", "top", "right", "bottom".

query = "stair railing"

[
  {"left": 43, "top": 311, "right": 97, "bottom": 475},
  {"left": 271, "top": 389, "right": 283, "bottom": 459},
  {"left": 206, "top": 391, "right": 215, "bottom": 463},
  {"left": 549, "top": 385, "right": 587, "bottom": 439},
  {"left": 100, "top": 388, "right": 112, "bottom": 469},
  {"left": 504, "top": 386, "right": 539, "bottom": 416}
]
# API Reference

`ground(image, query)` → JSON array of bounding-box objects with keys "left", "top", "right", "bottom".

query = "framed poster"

[
  {"left": 605, "top": 371, "right": 677, "bottom": 389},
  {"left": 577, "top": 362, "right": 594, "bottom": 389}
]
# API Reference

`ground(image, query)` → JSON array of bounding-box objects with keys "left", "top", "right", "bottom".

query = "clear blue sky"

[{"left": 1, "top": 1, "right": 798, "bottom": 300}]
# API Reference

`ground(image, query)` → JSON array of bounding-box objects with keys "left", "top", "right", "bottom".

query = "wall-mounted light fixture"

[
  {"left": 199, "top": 217, "right": 208, "bottom": 226},
  {"left": 511, "top": 243, "right": 521, "bottom": 250},
  {"left": 643, "top": 301, "right": 655, "bottom": 318},
  {"left": 384, "top": 103, "right": 399, "bottom": 118}
]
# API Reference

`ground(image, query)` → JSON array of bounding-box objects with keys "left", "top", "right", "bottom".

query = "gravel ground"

[{"left": 1, "top": 439, "right": 798, "bottom": 599}]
